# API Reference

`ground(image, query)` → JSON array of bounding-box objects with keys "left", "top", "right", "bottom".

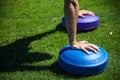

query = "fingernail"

[
  {"left": 87, "top": 52, "right": 90, "bottom": 55},
  {"left": 96, "top": 47, "right": 100, "bottom": 52},
  {"left": 95, "top": 51, "right": 98, "bottom": 54},
  {"left": 98, "top": 49, "right": 100, "bottom": 52},
  {"left": 82, "top": 16, "right": 84, "bottom": 18}
]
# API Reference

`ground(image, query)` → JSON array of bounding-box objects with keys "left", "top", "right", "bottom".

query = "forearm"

[{"left": 64, "top": 0, "right": 79, "bottom": 46}]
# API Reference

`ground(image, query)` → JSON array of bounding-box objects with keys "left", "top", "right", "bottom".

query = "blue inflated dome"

[{"left": 58, "top": 45, "right": 108, "bottom": 75}]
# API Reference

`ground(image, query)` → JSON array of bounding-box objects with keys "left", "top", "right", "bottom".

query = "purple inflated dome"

[{"left": 62, "top": 15, "right": 99, "bottom": 31}]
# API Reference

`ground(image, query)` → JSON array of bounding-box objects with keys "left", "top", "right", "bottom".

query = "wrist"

[{"left": 70, "top": 40, "right": 78, "bottom": 46}]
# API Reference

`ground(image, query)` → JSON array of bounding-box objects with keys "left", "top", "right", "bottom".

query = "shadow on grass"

[
  {"left": 50, "top": 61, "right": 93, "bottom": 79},
  {"left": 0, "top": 23, "right": 66, "bottom": 72},
  {"left": 0, "top": 23, "right": 99, "bottom": 79},
  {"left": 0, "top": 23, "right": 94, "bottom": 79}
]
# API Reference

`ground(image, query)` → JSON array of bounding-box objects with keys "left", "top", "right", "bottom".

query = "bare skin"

[{"left": 64, "top": 0, "right": 99, "bottom": 54}]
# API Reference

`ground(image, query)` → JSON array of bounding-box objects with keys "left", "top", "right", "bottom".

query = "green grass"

[{"left": 0, "top": 0, "right": 120, "bottom": 80}]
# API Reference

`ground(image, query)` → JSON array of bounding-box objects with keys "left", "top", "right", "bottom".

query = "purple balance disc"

[{"left": 62, "top": 15, "right": 99, "bottom": 32}]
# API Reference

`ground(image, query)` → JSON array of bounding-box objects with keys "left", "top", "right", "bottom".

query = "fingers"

[
  {"left": 88, "top": 44, "right": 100, "bottom": 52},
  {"left": 86, "top": 46, "right": 98, "bottom": 53},
  {"left": 87, "top": 11, "right": 94, "bottom": 16},
  {"left": 79, "top": 10, "right": 95, "bottom": 17},
  {"left": 78, "top": 13, "right": 84, "bottom": 18},
  {"left": 70, "top": 41, "right": 100, "bottom": 54},
  {"left": 82, "top": 44, "right": 99, "bottom": 54},
  {"left": 81, "top": 47, "right": 90, "bottom": 54},
  {"left": 83, "top": 10, "right": 95, "bottom": 16},
  {"left": 80, "top": 41, "right": 89, "bottom": 44},
  {"left": 80, "top": 43, "right": 99, "bottom": 54},
  {"left": 71, "top": 45, "right": 90, "bottom": 54}
]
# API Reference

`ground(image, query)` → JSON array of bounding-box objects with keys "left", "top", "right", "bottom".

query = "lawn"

[{"left": 0, "top": 0, "right": 120, "bottom": 80}]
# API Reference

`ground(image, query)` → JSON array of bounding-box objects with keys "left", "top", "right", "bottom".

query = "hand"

[
  {"left": 71, "top": 41, "right": 99, "bottom": 54},
  {"left": 79, "top": 10, "right": 95, "bottom": 17}
]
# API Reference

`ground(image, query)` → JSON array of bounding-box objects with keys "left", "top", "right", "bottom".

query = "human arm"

[{"left": 64, "top": 0, "right": 99, "bottom": 54}]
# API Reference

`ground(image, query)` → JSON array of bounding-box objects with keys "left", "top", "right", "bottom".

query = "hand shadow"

[
  {"left": 0, "top": 23, "right": 66, "bottom": 72},
  {"left": 0, "top": 23, "right": 93, "bottom": 79}
]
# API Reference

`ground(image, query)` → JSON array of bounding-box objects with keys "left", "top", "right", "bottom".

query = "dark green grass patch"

[{"left": 0, "top": 0, "right": 120, "bottom": 80}]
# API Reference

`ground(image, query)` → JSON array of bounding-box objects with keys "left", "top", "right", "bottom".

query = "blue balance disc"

[
  {"left": 62, "top": 15, "right": 99, "bottom": 32},
  {"left": 58, "top": 45, "right": 108, "bottom": 75}
]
